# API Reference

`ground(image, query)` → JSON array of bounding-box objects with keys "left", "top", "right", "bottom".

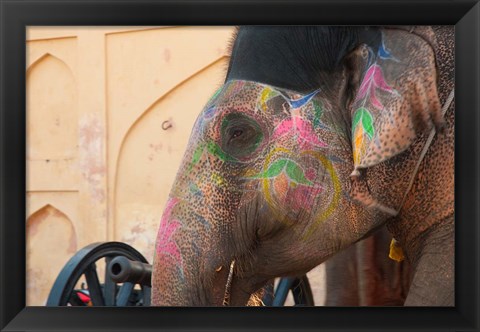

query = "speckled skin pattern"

[{"left": 151, "top": 26, "right": 454, "bottom": 306}]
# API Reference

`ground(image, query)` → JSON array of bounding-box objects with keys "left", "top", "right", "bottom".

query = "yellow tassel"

[{"left": 389, "top": 238, "right": 405, "bottom": 262}]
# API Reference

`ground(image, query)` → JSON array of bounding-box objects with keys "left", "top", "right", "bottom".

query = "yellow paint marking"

[
  {"left": 262, "top": 147, "right": 294, "bottom": 225},
  {"left": 302, "top": 150, "right": 341, "bottom": 240},
  {"left": 353, "top": 126, "right": 368, "bottom": 166},
  {"left": 260, "top": 87, "right": 272, "bottom": 111},
  {"left": 258, "top": 147, "right": 341, "bottom": 233},
  {"left": 211, "top": 172, "right": 227, "bottom": 187}
]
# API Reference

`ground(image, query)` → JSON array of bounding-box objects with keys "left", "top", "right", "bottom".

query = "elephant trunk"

[
  {"left": 151, "top": 196, "right": 251, "bottom": 306},
  {"left": 151, "top": 239, "right": 252, "bottom": 306}
]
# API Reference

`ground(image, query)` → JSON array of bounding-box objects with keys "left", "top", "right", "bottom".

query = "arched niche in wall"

[
  {"left": 27, "top": 53, "right": 78, "bottom": 160},
  {"left": 113, "top": 58, "right": 228, "bottom": 262},
  {"left": 26, "top": 204, "right": 77, "bottom": 305}
]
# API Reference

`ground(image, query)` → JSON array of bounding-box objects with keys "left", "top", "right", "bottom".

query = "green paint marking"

[
  {"left": 353, "top": 107, "right": 374, "bottom": 139},
  {"left": 264, "top": 159, "right": 288, "bottom": 178},
  {"left": 285, "top": 161, "right": 313, "bottom": 185},
  {"left": 207, "top": 86, "right": 223, "bottom": 105},
  {"left": 249, "top": 158, "right": 312, "bottom": 185},
  {"left": 192, "top": 144, "right": 205, "bottom": 165},
  {"left": 249, "top": 159, "right": 287, "bottom": 179},
  {"left": 312, "top": 100, "right": 324, "bottom": 128},
  {"left": 206, "top": 141, "right": 237, "bottom": 162},
  {"left": 188, "top": 143, "right": 205, "bottom": 171},
  {"left": 188, "top": 141, "right": 238, "bottom": 170},
  {"left": 362, "top": 110, "right": 374, "bottom": 139},
  {"left": 352, "top": 108, "right": 363, "bottom": 130}
]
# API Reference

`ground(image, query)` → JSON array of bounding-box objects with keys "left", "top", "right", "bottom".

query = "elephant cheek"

[{"left": 286, "top": 185, "right": 308, "bottom": 211}]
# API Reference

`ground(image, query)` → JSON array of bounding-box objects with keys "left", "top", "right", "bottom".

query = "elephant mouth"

[{"left": 221, "top": 259, "right": 268, "bottom": 306}]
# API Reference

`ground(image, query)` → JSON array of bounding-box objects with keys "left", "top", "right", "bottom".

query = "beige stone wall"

[
  {"left": 26, "top": 26, "right": 326, "bottom": 306},
  {"left": 26, "top": 26, "right": 234, "bottom": 305}
]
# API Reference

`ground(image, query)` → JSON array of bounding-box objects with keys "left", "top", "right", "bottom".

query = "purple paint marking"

[{"left": 203, "top": 106, "right": 217, "bottom": 119}]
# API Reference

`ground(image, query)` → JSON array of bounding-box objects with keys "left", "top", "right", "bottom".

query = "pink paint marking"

[
  {"left": 305, "top": 167, "right": 317, "bottom": 181},
  {"left": 285, "top": 184, "right": 324, "bottom": 212},
  {"left": 295, "top": 117, "right": 328, "bottom": 148},
  {"left": 156, "top": 198, "right": 183, "bottom": 268},
  {"left": 273, "top": 118, "right": 294, "bottom": 138},
  {"left": 356, "top": 64, "right": 395, "bottom": 110},
  {"left": 272, "top": 116, "right": 327, "bottom": 149}
]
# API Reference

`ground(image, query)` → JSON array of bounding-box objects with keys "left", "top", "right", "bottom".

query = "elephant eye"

[
  {"left": 221, "top": 113, "right": 265, "bottom": 160},
  {"left": 231, "top": 129, "right": 244, "bottom": 140}
]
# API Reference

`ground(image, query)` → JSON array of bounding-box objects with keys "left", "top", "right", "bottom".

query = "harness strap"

[{"left": 374, "top": 88, "right": 454, "bottom": 217}]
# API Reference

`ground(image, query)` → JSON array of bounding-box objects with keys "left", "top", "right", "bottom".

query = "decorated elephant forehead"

[{"left": 203, "top": 80, "right": 321, "bottom": 118}]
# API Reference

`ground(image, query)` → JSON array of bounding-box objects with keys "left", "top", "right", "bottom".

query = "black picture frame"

[{"left": 1, "top": 0, "right": 479, "bottom": 331}]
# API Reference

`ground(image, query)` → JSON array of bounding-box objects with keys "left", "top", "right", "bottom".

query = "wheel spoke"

[
  {"left": 143, "top": 286, "right": 151, "bottom": 306},
  {"left": 84, "top": 263, "right": 105, "bottom": 306},
  {"left": 291, "top": 278, "right": 305, "bottom": 305},
  {"left": 104, "top": 256, "right": 116, "bottom": 306},
  {"left": 272, "top": 277, "right": 295, "bottom": 306},
  {"left": 116, "top": 282, "right": 134, "bottom": 306}
]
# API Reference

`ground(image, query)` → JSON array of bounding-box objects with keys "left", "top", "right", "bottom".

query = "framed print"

[{"left": 1, "top": 1, "right": 479, "bottom": 331}]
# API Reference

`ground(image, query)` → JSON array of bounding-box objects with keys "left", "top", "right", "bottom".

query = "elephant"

[
  {"left": 324, "top": 226, "right": 411, "bottom": 306},
  {"left": 151, "top": 26, "right": 454, "bottom": 306}
]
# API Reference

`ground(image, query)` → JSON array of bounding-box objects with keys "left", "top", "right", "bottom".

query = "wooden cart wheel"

[{"left": 46, "top": 242, "right": 150, "bottom": 306}]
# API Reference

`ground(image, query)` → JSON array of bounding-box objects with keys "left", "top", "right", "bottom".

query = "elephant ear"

[{"left": 349, "top": 27, "right": 443, "bottom": 176}]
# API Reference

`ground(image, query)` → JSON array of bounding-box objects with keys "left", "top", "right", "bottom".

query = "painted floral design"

[
  {"left": 259, "top": 86, "right": 280, "bottom": 111},
  {"left": 284, "top": 89, "right": 320, "bottom": 109},
  {"left": 156, "top": 197, "right": 183, "bottom": 276},
  {"left": 272, "top": 114, "right": 327, "bottom": 150},
  {"left": 355, "top": 64, "right": 395, "bottom": 111},
  {"left": 251, "top": 158, "right": 312, "bottom": 185},
  {"left": 352, "top": 36, "right": 398, "bottom": 166},
  {"left": 188, "top": 140, "right": 237, "bottom": 173},
  {"left": 249, "top": 157, "right": 323, "bottom": 212},
  {"left": 352, "top": 107, "right": 374, "bottom": 165},
  {"left": 311, "top": 100, "right": 327, "bottom": 130},
  {"left": 378, "top": 36, "right": 398, "bottom": 61}
]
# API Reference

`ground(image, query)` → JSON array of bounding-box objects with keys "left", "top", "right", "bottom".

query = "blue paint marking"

[
  {"left": 194, "top": 212, "right": 211, "bottom": 230},
  {"left": 285, "top": 89, "right": 321, "bottom": 109},
  {"left": 378, "top": 35, "right": 399, "bottom": 62},
  {"left": 378, "top": 42, "right": 392, "bottom": 59},
  {"left": 327, "top": 154, "right": 345, "bottom": 163}
]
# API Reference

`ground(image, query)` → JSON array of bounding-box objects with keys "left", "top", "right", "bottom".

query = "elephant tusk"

[{"left": 222, "top": 260, "right": 236, "bottom": 306}]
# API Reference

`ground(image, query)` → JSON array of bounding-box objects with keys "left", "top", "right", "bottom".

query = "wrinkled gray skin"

[
  {"left": 152, "top": 26, "right": 454, "bottom": 306},
  {"left": 325, "top": 226, "right": 411, "bottom": 306}
]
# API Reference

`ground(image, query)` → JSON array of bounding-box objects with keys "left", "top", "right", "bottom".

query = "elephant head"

[{"left": 151, "top": 26, "right": 454, "bottom": 306}]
